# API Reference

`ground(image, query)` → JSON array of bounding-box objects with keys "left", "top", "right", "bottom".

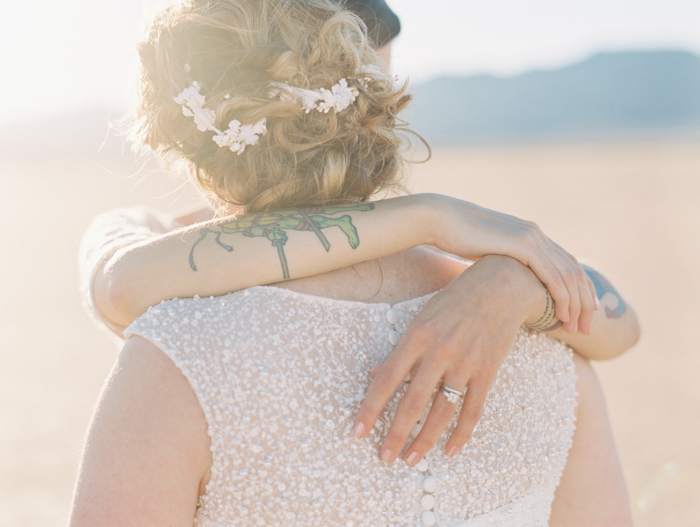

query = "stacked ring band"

[{"left": 441, "top": 383, "right": 467, "bottom": 404}]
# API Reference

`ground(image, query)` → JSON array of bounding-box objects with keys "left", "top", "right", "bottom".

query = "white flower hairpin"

[
  {"left": 360, "top": 64, "right": 384, "bottom": 85},
  {"left": 174, "top": 81, "right": 266, "bottom": 155},
  {"left": 270, "top": 78, "right": 359, "bottom": 114},
  {"left": 174, "top": 66, "right": 388, "bottom": 153}
]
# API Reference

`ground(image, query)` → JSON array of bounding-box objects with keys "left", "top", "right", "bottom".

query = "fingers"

[
  {"left": 530, "top": 233, "right": 600, "bottom": 335},
  {"left": 353, "top": 342, "right": 418, "bottom": 440},
  {"left": 352, "top": 258, "right": 531, "bottom": 464},
  {"left": 573, "top": 266, "right": 595, "bottom": 334},
  {"left": 402, "top": 379, "right": 466, "bottom": 465},
  {"left": 516, "top": 221, "right": 603, "bottom": 335},
  {"left": 377, "top": 363, "right": 442, "bottom": 463},
  {"left": 554, "top": 245, "right": 598, "bottom": 335},
  {"left": 515, "top": 227, "right": 571, "bottom": 324},
  {"left": 561, "top": 260, "right": 581, "bottom": 334},
  {"left": 466, "top": 213, "right": 596, "bottom": 334},
  {"left": 530, "top": 247, "right": 578, "bottom": 330},
  {"left": 445, "top": 379, "right": 490, "bottom": 457},
  {"left": 544, "top": 242, "right": 582, "bottom": 333}
]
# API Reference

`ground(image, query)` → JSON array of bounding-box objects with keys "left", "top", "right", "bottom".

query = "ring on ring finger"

[{"left": 440, "top": 382, "right": 467, "bottom": 404}]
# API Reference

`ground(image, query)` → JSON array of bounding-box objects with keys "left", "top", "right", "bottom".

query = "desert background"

[{"left": 2, "top": 0, "right": 700, "bottom": 525}]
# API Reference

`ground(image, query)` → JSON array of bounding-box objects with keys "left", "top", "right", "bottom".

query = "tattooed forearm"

[
  {"left": 526, "top": 267, "right": 628, "bottom": 334},
  {"left": 525, "top": 285, "right": 563, "bottom": 332},
  {"left": 189, "top": 227, "right": 233, "bottom": 271},
  {"left": 584, "top": 265, "right": 627, "bottom": 319},
  {"left": 527, "top": 266, "right": 627, "bottom": 333},
  {"left": 188, "top": 203, "right": 375, "bottom": 279}
]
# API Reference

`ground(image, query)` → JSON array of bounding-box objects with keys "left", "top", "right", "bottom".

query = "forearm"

[
  {"left": 546, "top": 266, "right": 640, "bottom": 359},
  {"left": 91, "top": 193, "right": 602, "bottom": 336},
  {"left": 525, "top": 265, "right": 640, "bottom": 360},
  {"left": 95, "top": 194, "right": 434, "bottom": 328}
]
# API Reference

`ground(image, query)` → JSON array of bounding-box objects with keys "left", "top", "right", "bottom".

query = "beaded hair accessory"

[
  {"left": 174, "top": 81, "right": 267, "bottom": 155},
  {"left": 174, "top": 66, "right": 385, "bottom": 153},
  {"left": 269, "top": 78, "right": 359, "bottom": 114}
]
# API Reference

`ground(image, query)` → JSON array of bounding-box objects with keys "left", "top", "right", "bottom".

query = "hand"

[
  {"left": 353, "top": 255, "right": 547, "bottom": 464},
  {"left": 423, "top": 193, "right": 599, "bottom": 335}
]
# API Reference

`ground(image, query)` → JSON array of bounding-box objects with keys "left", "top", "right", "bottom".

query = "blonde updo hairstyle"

[{"left": 133, "top": 0, "right": 413, "bottom": 212}]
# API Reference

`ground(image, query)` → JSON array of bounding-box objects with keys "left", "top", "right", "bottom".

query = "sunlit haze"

[{"left": 2, "top": 0, "right": 699, "bottom": 124}]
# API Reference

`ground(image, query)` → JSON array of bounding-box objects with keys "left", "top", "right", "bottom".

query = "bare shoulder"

[
  {"left": 114, "top": 336, "right": 212, "bottom": 492},
  {"left": 69, "top": 336, "right": 211, "bottom": 526}
]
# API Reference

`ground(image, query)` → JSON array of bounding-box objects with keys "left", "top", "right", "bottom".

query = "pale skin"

[{"left": 72, "top": 251, "right": 636, "bottom": 527}]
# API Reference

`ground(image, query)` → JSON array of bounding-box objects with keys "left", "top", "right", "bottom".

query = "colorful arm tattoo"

[
  {"left": 583, "top": 265, "right": 627, "bottom": 319},
  {"left": 188, "top": 204, "right": 375, "bottom": 279}
]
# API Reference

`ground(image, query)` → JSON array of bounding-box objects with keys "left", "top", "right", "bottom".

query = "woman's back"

[{"left": 124, "top": 249, "right": 577, "bottom": 526}]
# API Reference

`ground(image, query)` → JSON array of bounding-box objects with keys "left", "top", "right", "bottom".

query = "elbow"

[
  {"left": 93, "top": 253, "right": 145, "bottom": 329},
  {"left": 568, "top": 307, "right": 641, "bottom": 361},
  {"left": 598, "top": 308, "right": 642, "bottom": 361}
]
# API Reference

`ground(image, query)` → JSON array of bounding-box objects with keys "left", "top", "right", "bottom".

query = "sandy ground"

[{"left": 1, "top": 140, "right": 698, "bottom": 525}]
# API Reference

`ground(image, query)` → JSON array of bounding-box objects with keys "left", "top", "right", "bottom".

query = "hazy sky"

[{"left": 2, "top": 0, "right": 698, "bottom": 124}]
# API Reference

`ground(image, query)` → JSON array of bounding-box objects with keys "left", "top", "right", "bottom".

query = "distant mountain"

[
  {"left": 1, "top": 49, "right": 698, "bottom": 157},
  {"left": 406, "top": 49, "right": 700, "bottom": 145}
]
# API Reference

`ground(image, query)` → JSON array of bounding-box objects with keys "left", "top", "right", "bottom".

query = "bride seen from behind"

[{"left": 71, "top": 1, "right": 639, "bottom": 525}]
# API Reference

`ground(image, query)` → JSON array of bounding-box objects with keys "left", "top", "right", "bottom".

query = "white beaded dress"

[{"left": 82, "top": 208, "right": 578, "bottom": 527}]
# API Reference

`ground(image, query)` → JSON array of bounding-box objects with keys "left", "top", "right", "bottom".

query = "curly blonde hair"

[{"left": 132, "top": 0, "right": 414, "bottom": 212}]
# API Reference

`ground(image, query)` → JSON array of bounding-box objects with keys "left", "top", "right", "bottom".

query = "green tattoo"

[
  {"left": 584, "top": 266, "right": 627, "bottom": 319},
  {"left": 189, "top": 204, "right": 375, "bottom": 279}
]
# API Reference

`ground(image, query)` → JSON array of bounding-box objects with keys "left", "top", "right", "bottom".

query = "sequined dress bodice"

[{"left": 125, "top": 286, "right": 577, "bottom": 527}]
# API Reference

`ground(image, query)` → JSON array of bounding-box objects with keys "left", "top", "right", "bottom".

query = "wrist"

[
  {"left": 479, "top": 255, "right": 549, "bottom": 326},
  {"left": 523, "top": 285, "right": 557, "bottom": 329},
  {"left": 521, "top": 275, "right": 562, "bottom": 331},
  {"left": 416, "top": 193, "right": 454, "bottom": 249}
]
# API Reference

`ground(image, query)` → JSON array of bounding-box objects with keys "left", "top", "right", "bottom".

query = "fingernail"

[
  {"left": 405, "top": 451, "right": 420, "bottom": 466},
  {"left": 353, "top": 422, "right": 366, "bottom": 439},
  {"left": 562, "top": 311, "right": 570, "bottom": 322},
  {"left": 380, "top": 448, "right": 394, "bottom": 464},
  {"left": 594, "top": 296, "right": 601, "bottom": 309},
  {"left": 446, "top": 445, "right": 459, "bottom": 457}
]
